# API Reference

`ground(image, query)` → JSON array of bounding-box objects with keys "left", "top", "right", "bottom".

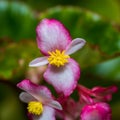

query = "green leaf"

[
  {"left": 88, "top": 57, "right": 120, "bottom": 81},
  {"left": 0, "top": 40, "right": 40, "bottom": 80},
  {"left": 39, "top": 6, "right": 120, "bottom": 68},
  {"left": 79, "top": 0, "right": 120, "bottom": 24},
  {"left": 18, "top": 0, "right": 120, "bottom": 24},
  {"left": 0, "top": 1, "right": 37, "bottom": 41}
]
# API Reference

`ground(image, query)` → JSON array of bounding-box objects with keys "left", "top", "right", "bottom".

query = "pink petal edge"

[{"left": 36, "top": 18, "right": 72, "bottom": 55}]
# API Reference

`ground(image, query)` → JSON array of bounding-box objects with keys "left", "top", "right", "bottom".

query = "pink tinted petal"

[
  {"left": 36, "top": 19, "right": 72, "bottom": 55},
  {"left": 92, "top": 85, "right": 118, "bottom": 94},
  {"left": 65, "top": 38, "right": 86, "bottom": 55},
  {"left": 17, "top": 80, "right": 52, "bottom": 103},
  {"left": 92, "top": 85, "right": 118, "bottom": 101},
  {"left": 32, "top": 106, "right": 55, "bottom": 120},
  {"left": 44, "top": 58, "right": 80, "bottom": 96},
  {"left": 29, "top": 57, "right": 48, "bottom": 67},
  {"left": 77, "top": 85, "right": 94, "bottom": 104},
  {"left": 19, "top": 92, "right": 36, "bottom": 103},
  {"left": 80, "top": 102, "right": 111, "bottom": 120}
]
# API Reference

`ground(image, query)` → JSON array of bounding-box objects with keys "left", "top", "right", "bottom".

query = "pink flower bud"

[{"left": 80, "top": 102, "right": 111, "bottom": 120}]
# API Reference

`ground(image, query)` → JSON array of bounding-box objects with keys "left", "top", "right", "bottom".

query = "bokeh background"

[{"left": 0, "top": 0, "right": 120, "bottom": 120}]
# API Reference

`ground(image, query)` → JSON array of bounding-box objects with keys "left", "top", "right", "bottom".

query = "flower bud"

[{"left": 80, "top": 102, "right": 111, "bottom": 120}]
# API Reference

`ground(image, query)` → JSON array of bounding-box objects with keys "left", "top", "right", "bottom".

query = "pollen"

[
  {"left": 48, "top": 49, "right": 70, "bottom": 67},
  {"left": 27, "top": 101, "right": 43, "bottom": 115}
]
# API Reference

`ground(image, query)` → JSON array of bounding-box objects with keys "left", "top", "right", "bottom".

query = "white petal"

[
  {"left": 33, "top": 106, "right": 55, "bottom": 120},
  {"left": 44, "top": 58, "right": 80, "bottom": 96},
  {"left": 47, "top": 100, "right": 63, "bottom": 110},
  {"left": 29, "top": 57, "right": 48, "bottom": 67},
  {"left": 65, "top": 38, "right": 86, "bottom": 55},
  {"left": 19, "top": 92, "right": 36, "bottom": 103}
]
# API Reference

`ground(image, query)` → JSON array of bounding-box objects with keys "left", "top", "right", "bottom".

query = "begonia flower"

[
  {"left": 80, "top": 102, "right": 111, "bottom": 120},
  {"left": 17, "top": 79, "right": 62, "bottom": 120},
  {"left": 29, "top": 18, "right": 86, "bottom": 96}
]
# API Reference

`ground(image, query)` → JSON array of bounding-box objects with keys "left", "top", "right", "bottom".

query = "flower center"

[
  {"left": 27, "top": 101, "right": 43, "bottom": 115},
  {"left": 48, "top": 49, "right": 70, "bottom": 67}
]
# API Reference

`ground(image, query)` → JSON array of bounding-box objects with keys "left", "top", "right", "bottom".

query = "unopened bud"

[{"left": 80, "top": 102, "right": 111, "bottom": 120}]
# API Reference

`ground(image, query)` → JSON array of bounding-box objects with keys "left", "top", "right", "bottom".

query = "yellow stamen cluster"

[
  {"left": 48, "top": 49, "right": 70, "bottom": 67},
  {"left": 27, "top": 101, "right": 43, "bottom": 115}
]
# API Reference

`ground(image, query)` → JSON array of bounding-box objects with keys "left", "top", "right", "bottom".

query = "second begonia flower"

[
  {"left": 17, "top": 79, "right": 62, "bottom": 120},
  {"left": 29, "top": 18, "right": 86, "bottom": 96}
]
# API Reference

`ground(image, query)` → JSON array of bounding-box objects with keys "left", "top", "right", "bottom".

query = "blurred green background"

[{"left": 0, "top": 0, "right": 120, "bottom": 120}]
